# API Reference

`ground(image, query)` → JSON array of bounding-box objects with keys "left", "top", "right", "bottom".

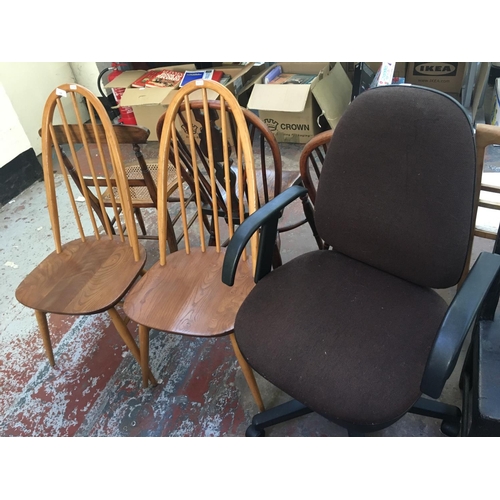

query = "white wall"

[
  {"left": 0, "top": 62, "right": 99, "bottom": 158},
  {"left": 69, "top": 62, "right": 101, "bottom": 95},
  {"left": 0, "top": 81, "right": 31, "bottom": 167}
]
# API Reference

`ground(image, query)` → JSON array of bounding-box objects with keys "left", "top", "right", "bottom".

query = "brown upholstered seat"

[{"left": 235, "top": 250, "right": 448, "bottom": 428}]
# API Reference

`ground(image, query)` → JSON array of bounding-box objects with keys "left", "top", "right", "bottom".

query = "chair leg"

[
  {"left": 229, "top": 333, "right": 265, "bottom": 412},
  {"left": 35, "top": 309, "right": 55, "bottom": 367},
  {"left": 246, "top": 399, "right": 313, "bottom": 436},
  {"left": 134, "top": 208, "right": 147, "bottom": 236},
  {"left": 208, "top": 216, "right": 216, "bottom": 247},
  {"left": 408, "top": 397, "right": 461, "bottom": 436},
  {"left": 166, "top": 210, "right": 178, "bottom": 253},
  {"left": 347, "top": 430, "right": 366, "bottom": 437},
  {"left": 301, "top": 191, "right": 324, "bottom": 250},
  {"left": 139, "top": 324, "right": 150, "bottom": 389},
  {"left": 107, "top": 307, "right": 157, "bottom": 387},
  {"left": 272, "top": 234, "right": 282, "bottom": 269}
]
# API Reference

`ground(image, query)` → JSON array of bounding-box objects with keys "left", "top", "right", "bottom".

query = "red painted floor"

[{"left": 1, "top": 140, "right": 499, "bottom": 437}]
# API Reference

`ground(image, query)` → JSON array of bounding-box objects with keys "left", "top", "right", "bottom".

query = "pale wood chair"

[
  {"left": 15, "top": 83, "right": 156, "bottom": 387},
  {"left": 123, "top": 80, "right": 265, "bottom": 410},
  {"left": 459, "top": 123, "right": 500, "bottom": 286},
  {"left": 42, "top": 123, "right": 185, "bottom": 253},
  {"left": 157, "top": 102, "right": 309, "bottom": 268},
  {"left": 472, "top": 124, "right": 500, "bottom": 242}
]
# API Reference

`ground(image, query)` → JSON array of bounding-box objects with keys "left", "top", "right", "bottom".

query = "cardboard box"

[
  {"left": 105, "top": 65, "right": 195, "bottom": 140},
  {"left": 188, "top": 63, "right": 258, "bottom": 100},
  {"left": 247, "top": 62, "right": 352, "bottom": 144},
  {"left": 112, "top": 63, "right": 257, "bottom": 141},
  {"left": 492, "top": 78, "right": 500, "bottom": 127},
  {"left": 234, "top": 63, "right": 274, "bottom": 107},
  {"left": 167, "top": 63, "right": 261, "bottom": 145},
  {"left": 405, "top": 62, "right": 466, "bottom": 94}
]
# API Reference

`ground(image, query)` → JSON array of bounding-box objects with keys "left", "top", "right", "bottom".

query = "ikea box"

[
  {"left": 247, "top": 62, "right": 352, "bottom": 144},
  {"left": 405, "top": 62, "right": 466, "bottom": 93}
]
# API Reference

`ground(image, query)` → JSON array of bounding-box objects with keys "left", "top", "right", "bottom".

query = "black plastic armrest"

[
  {"left": 421, "top": 251, "right": 500, "bottom": 399},
  {"left": 222, "top": 185, "right": 308, "bottom": 286}
]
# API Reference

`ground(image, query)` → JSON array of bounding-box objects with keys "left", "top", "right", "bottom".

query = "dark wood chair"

[
  {"left": 16, "top": 83, "right": 156, "bottom": 387},
  {"left": 123, "top": 80, "right": 264, "bottom": 410},
  {"left": 299, "top": 129, "right": 334, "bottom": 250},
  {"left": 299, "top": 129, "right": 333, "bottom": 206},
  {"left": 157, "top": 102, "right": 309, "bottom": 267},
  {"left": 222, "top": 84, "right": 500, "bottom": 436}
]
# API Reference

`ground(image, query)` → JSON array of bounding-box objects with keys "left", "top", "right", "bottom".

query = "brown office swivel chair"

[
  {"left": 223, "top": 84, "right": 500, "bottom": 436},
  {"left": 123, "top": 80, "right": 264, "bottom": 410},
  {"left": 16, "top": 83, "right": 156, "bottom": 387}
]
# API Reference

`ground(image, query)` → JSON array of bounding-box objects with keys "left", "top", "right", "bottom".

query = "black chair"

[{"left": 222, "top": 84, "right": 500, "bottom": 437}]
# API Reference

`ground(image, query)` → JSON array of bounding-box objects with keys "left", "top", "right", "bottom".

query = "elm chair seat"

[
  {"left": 235, "top": 250, "right": 448, "bottom": 429},
  {"left": 125, "top": 247, "right": 254, "bottom": 335}
]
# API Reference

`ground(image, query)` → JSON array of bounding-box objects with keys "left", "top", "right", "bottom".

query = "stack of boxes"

[{"left": 105, "top": 62, "right": 490, "bottom": 143}]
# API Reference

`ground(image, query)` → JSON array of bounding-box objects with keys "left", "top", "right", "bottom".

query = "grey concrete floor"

[{"left": 2, "top": 106, "right": 500, "bottom": 437}]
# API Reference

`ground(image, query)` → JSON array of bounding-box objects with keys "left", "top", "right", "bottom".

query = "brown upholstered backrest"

[{"left": 314, "top": 85, "right": 476, "bottom": 288}]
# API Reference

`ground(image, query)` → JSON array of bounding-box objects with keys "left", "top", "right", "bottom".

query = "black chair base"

[
  {"left": 246, "top": 399, "right": 313, "bottom": 437},
  {"left": 245, "top": 397, "right": 461, "bottom": 437},
  {"left": 408, "top": 397, "right": 461, "bottom": 437},
  {"left": 460, "top": 320, "right": 500, "bottom": 436}
]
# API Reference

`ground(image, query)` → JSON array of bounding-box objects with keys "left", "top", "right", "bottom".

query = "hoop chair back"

[
  {"left": 156, "top": 80, "right": 259, "bottom": 269},
  {"left": 41, "top": 83, "right": 141, "bottom": 261},
  {"left": 299, "top": 129, "right": 333, "bottom": 205}
]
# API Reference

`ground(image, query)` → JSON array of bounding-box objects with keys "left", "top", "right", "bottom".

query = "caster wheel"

[
  {"left": 441, "top": 420, "right": 460, "bottom": 437},
  {"left": 246, "top": 425, "right": 265, "bottom": 437}
]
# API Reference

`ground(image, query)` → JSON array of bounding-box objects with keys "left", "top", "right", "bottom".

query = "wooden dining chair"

[
  {"left": 471, "top": 124, "right": 500, "bottom": 242},
  {"left": 123, "top": 80, "right": 265, "bottom": 411},
  {"left": 452, "top": 123, "right": 500, "bottom": 287},
  {"left": 15, "top": 83, "right": 156, "bottom": 387},
  {"left": 156, "top": 102, "right": 310, "bottom": 267},
  {"left": 299, "top": 129, "right": 334, "bottom": 250},
  {"left": 40, "top": 123, "right": 187, "bottom": 254}
]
